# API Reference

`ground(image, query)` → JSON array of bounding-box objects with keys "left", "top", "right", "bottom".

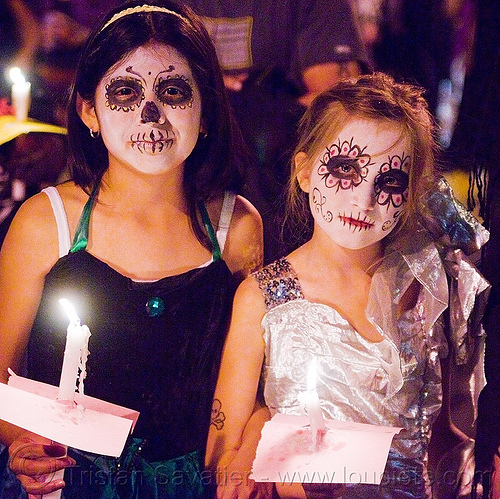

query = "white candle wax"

[
  {"left": 9, "top": 68, "right": 31, "bottom": 121},
  {"left": 58, "top": 299, "right": 90, "bottom": 401},
  {"left": 306, "top": 359, "right": 326, "bottom": 450},
  {"left": 11, "top": 178, "right": 26, "bottom": 201},
  {"left": 12, "top": 81, "right": 31, "bottom": 121}
]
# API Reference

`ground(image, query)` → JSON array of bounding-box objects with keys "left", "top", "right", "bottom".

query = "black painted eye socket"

[
  {"left": 156, "top": 76, "right": 193, "bottom": 107},
  {"left": 375, "top": 169, "right": 409, "bottom": 194},
  {"left": 326, "top": 156, "right": 363, "bottom": 182},
  {"left": 106, "top": 78, "right": 143, "bottom": 109}
]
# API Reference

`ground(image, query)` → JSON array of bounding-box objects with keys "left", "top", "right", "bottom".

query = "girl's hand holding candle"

[
  {"left": 39, "top": 299, "right": 91, "bottom": 499},
  {"left": 6, "top": 299, "right": 87, "bottom": 499}
]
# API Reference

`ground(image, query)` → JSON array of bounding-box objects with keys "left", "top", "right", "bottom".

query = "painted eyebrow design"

[
  {"left": 154, "top": 67, "right": 189, "bottom": 87},
  {"left": 125, "top": 66, "right": 144, "bottom": 82},
  {"left": 120, "top": 64, "right": 177, "bottom": 82}
]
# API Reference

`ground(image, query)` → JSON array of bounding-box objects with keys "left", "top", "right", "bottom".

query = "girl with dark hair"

[
  {"left": 205, "top": 73, "right": 488, "bottom": 498},
  {"left": 0, "top": 1, "right": 262, "bottom": 497}
]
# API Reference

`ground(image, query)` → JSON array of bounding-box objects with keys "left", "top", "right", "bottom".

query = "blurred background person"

[
  {"left": 0, "top": 0, "right": 68, "bottom": 248},
  {"left": 352, "top": 0, "right": 476, "bottom": 148},
  {"left": 0, "top": 0, "right": 40, "bottom": 99},
  {"left": 32, "top": 0, "right": 123, "bottom": 126},
  {"left": 183, "top": 0, "right": 370, "bottom": 263},
  {"left": 444, "top": 1, "right": 500, "bottom": 497}
]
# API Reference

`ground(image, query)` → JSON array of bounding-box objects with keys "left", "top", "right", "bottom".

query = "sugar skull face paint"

[
  {"left": 93, "top": 43, "right": 202, "bottom": 175},
  {"left": 318, "top": 138, "right": 372, "bottom": 190},
  {"left": 105, "top": 72, "right": 194, "bottom": 113},
  {"left": 374, "top": 154, "right": 409, "bottom": 209},
  {"left": 305, "top": 119, "right": 410, "bottom": 250}
]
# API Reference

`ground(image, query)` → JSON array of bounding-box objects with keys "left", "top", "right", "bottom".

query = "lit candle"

[
  {"left": 306, "top": 358, "right": 326, "bottom": 450},
  {"left": 58, "top": 299, "right": 91, "bottom": 402},
  {"left": 9, "top": 67, "right": 31, "bottom": 121}
]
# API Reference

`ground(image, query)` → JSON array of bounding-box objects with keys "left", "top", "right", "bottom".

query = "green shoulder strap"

[
  {"left": 198, "top": 201, "right": 222, "bottom": 261},
  {"left": 69, "top": 183, "right": 99, "bottom": 253}
]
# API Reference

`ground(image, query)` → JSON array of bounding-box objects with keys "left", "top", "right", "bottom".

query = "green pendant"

[{"left": 146, "top": 296, "right": 165, "bottom": 317}]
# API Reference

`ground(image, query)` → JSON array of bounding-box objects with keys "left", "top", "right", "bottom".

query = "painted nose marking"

[{"left": 141, "top": 101, "right": 161, "bottom": 123}]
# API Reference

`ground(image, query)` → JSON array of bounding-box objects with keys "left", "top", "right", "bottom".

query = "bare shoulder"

[
  {"left": 227, "top": 194, "right": 263, "bottom": 279},
  {"left": 228, "top": 273, "right": 267, "bottom": 340},
  {"left": 0, "top": 191, "right": 59, "bottom": 275},
  {"left": 5, "top": 190, "right": 56, "bottom": 245},
  {"left": 0, "top": 190, "right": 59, "bottom": 356},
  {"left": 235, "top": 272, "right": 263, "bottom": 306},
  {"left": 54, "top": 181, "right": 90, "bottom": 209},
  {"left": 1, "top": 183, "right": 85, "bottom": 274},
  {"left": 208, "top": 193, "right": 263, "bottom": 281},
  {"left": 231, "top": 194, "right": 263, "bottom": 239}
]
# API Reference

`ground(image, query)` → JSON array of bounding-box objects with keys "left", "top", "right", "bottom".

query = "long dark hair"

[{"left": 66, "top": 0, "right": 245, "bottom": 247}]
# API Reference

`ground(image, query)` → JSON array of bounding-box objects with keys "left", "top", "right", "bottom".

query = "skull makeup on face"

[
  {"left": 92, "top": 43, "right": 202, "bottom": 175},
  {"left": 304, "top": 119, "right": 410, "bottom": 250}
]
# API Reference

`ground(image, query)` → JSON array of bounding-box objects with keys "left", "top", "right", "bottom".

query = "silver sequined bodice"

[{"left": 253, "top": 230, "right": 488, "bottom": 498}]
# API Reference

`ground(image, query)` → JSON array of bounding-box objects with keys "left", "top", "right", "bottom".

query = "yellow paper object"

[{"left": 0, "top": 115, "right": 66, "bottom": 146}]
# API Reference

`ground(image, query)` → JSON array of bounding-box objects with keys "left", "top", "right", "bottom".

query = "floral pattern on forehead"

[{"left": 317, "top": 137, "right": 373, "bottom": 191}]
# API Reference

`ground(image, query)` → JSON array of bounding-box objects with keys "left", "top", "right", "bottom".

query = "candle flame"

[
  {"left": 9, "top": 67, "right": 25, "bottom": 85},
  {"left": 59, "top": 298, "right": 81, "bottom": 326},
  {"left": 307, "top": 358, "right": 318, "bottom": 391}
]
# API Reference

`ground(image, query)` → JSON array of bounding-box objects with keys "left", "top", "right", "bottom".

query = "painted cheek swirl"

[
  {"left": 312, "top": 187, "right": 333, "bottom": 223},
  {"left": 105, "top": 76, "right": 145, "bottom": 111},
  {"left": 382, "top": 210, "right": 403, "bottom": 231},
  {"left": 374, "top": 154, "right": 410, "bottom": 209},
  {"left": 317, "top": 138, "right": 372, "bottom": 191}
]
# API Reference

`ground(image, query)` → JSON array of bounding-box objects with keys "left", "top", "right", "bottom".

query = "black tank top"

[{"left": 28, "top": 187, "right": 236, "bottom": 461}]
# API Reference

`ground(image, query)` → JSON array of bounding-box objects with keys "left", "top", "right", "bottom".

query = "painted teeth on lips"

[
  {"left": 338, "top": 212, "right": 375, "bottom": 231},
  {"left": 131, "top": 130, "right": 173, "bottom": 154}
]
